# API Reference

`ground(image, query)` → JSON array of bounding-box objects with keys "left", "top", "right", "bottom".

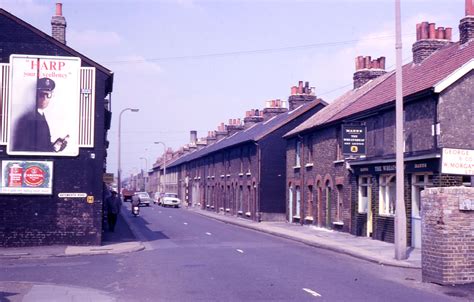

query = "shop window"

[
  {"left": 462, "top": 176, "right": 473, "bottom": 187},
  {"left": 379, "top": 175, "right": 396, "bottom": 216},
  {"left": 358, "top": 176, "right": 370, "bottom": 213}
]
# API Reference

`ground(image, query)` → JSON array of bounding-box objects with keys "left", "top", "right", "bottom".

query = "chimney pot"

[
  {"left": 364, "top": 56, "right": 371, "bottom": 69},
  {"left": 429, "top": 23, "right": 436, "bottom": 39},
  {"left": 421, "top": 22, "right": 429, "bottom": 39},
  {"left": 467, "top": 0, "right": 474, "bottom": 16},
  {"left": 416, "top": 23, "right": 421, "bottom": 40},
  {"left": 291, "top": 86, "right": 298, "bottom": 95},
  {"left": 436, "top": 27, "right": 445, "bottom": 39},
  {"left": 56, "top": 3, "right": 62, "bottom": 16},
  {"left": 445, "top": 27, "right": 453, "bottom": 40}
]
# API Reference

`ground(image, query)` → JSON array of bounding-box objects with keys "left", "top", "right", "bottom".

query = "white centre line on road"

[
  {"left": 183, "top": 222, "right": 188, "bottom": 225},
  {"left": 303, "top": 288, "right": 322, "bottom": 298},
  {"left": 236, "top": 249, "right": 244, "bottom": 254},
  {"left": 205, "top": 232, "right": 212, "bottom": 236},
  {"left": 169, "top": 216, "right": 172, "bottom": 218}
]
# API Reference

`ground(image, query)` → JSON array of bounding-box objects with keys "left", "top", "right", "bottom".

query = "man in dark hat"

[
  {"left": 12, "top": 77, "right": 68, "bottom": 152},
  {"left": 105, "top": 190, "right": 122, "bottom": 232}
]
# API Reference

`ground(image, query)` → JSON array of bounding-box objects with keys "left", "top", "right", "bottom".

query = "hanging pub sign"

[
  {"left": 0, "top": 160, "right": 53, "bottom": 195},
  {"left": 441, "top": 148, "right": 474, "bottom": 176},
  {"left": 342, "top": 123, "right": 366, "bottom": 156},
  {"left": 7, "top": 54, "right": 81, "bottom": 156}
]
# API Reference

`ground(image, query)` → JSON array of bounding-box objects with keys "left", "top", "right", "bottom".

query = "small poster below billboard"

[
  {"left": 342, "top": 124, "right": 366, "bottom": 156},
  {"left": 0, "top": 160, "right": 53, "bottom": 195}
]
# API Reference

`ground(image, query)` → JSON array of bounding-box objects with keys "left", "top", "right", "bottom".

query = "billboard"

[
  {"left": 342, "top": 124, "right": 366, "bottom": 156},
  {"left": 7, "top": 55, "right": 81, "bottom": 156},
  {"left": 0, "top": 160, "right": 53, "bottom": 195}
]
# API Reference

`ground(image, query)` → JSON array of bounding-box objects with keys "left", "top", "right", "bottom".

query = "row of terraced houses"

[{"left": 144, "top": 2, "right": 474, "bottom": 248}]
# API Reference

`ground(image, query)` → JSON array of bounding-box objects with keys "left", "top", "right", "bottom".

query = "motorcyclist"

[{"left": 131, "top": 194, "right": 140, "bottom": 216}]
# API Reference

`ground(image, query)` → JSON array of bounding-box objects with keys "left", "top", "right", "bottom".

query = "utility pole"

[{"left": 395, "top": 0, "right": 407, "bottom": 260}]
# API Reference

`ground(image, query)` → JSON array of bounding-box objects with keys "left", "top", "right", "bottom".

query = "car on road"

[
  {"left": 134, "top": 192, "right": 153, "bottom": 207},
  {"left": 161, "top": 193, "right": 181, "bottom": 208}
]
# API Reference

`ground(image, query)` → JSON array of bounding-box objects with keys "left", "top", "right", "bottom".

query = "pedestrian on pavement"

[{"left": 106, "top": 190, "right": 122, "bottom": 232}]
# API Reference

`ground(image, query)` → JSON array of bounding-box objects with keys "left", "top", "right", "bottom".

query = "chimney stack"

[
  {"left": 412, "top": 21, "right": 452, "bottom": 64},
  {"left": 226, "top": 118, "right": 244, "bottom": 135},
  {"left": 262, "top": 99, "right": 288, "bottom": 121},
  {"left": 51, "top": 3, "right": 67, "bottom": 44},
  {"left": 288, "top": 81, "right": 317, "bottom": 111},
  {"left": 206, "top": 131, "right": 217, "bottom": 145},
  {"left": 215, "top": 122, "right": 228, "bottom": 141},
  {"left": 460, "top": 0, "right": 474, "bottom": 44},
  {"left": 190, "top": 130, "right": 197, "bottom": 145},
  {"left": 353, "top": 56, "right": 387, "bottom": 89},
  {"left": 243, "top": 109, "right": 264, "bottom": 129}
]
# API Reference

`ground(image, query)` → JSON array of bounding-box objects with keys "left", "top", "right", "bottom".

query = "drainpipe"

[{"left": 298, "top": 134, "right": 304, "bottom": 225}]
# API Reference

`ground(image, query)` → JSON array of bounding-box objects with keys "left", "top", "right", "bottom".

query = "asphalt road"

[{"left": 1, "top": 204, "right": 468, "bottom": 301}]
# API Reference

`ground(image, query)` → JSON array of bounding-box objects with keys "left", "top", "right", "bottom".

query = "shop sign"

[
  {"left": 441, "top": 148, "right": 474, "bottom": 176},
  {"left": 103, "top": 173, "right": 114, "bottom": 184},
  {"left": 0, "top": 160, "right": 53, "bottom": 194},
  {"left": 342, "top": 124, "right": 366, "bottom": 155},
  {"left": 353, "top": 159, "right": 438, "bottom": 175},
  {"left": 58, "top": 193, "right": 87, "bottom": 198}
]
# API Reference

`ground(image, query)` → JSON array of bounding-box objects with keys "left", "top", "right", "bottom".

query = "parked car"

[
  {"left": 161, "top": 193, "right": 181, "bottom": 208},
  {"left": 134, "top": 192, "right": 153, "bottom": 207}
]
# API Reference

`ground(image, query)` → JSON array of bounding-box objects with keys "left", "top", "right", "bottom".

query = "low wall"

[{"left": 421, "top": 187, "right": 474, "bottom": 285}]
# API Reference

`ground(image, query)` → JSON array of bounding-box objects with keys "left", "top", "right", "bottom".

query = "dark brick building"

[
  {"left": 163, "top": 83, "right": 326, "bottom": 221},
  {"left": 285, "top": 6, "right": 473, "bottom": 247},
  {"left": 0, "top": 5, "right": 114, "bottom": 247}
]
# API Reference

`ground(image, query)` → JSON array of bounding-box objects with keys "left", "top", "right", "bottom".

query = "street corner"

[{"left": 64, "top": 241, "right": 145, "bottom": 256}]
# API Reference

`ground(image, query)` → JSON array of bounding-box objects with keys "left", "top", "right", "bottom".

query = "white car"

[
  {"left": 161, "top": 193, "right": 181, "bottom": 208},
  {"left": 135, "top": 192, "right": 152, "bottom": 207}
]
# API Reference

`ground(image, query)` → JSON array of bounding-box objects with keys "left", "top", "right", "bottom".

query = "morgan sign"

[{"left": 441, "top": 148, "right": 474, "bottom": 176}]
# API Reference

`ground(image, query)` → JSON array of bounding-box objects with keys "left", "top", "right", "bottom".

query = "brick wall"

[
  {"left": 421, "top": 187, "right": 474, "bottom": 285},
  {"left": 0, "top": 13, "right": 110, "bottom": 247}
]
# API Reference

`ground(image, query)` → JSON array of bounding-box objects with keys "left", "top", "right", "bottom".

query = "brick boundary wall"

[{"left": 421, "top": 187, "right": 474, "bottom": 285}]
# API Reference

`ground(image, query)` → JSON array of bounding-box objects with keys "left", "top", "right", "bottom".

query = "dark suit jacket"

[{"left": 12, "top": 110, "right": 54, "bottom": 152}]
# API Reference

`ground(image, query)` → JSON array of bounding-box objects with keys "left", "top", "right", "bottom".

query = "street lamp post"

[
  {"left": 139, "top": 156, "right": 148, "bottom": 192},
  {"left": 118, "top": 108, "right": 139, "bottom": 199},
  {"left": 154, "top": 141, "right": 167, "bottom": 194}
]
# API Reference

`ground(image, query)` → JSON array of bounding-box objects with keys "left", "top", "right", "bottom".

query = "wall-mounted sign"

[
  {"left": 459, "top": 199, "right": 474, "bottom": 211},
  {"left": 342, "top": 124, "right": 366, "bottom": 155},
  {"left": 0, "top": 160, "right": 53, "bottom": 194},
  {"left": 7, "top": 54, "right": 81, "bottom": 157},
  {"left": 58, "top": 193, "right": 87, "bottom": 198},
  {"left": 103, "top": 173, "right": 114, "bottom": 184},
  {"left": 441, "top": 148, "right": 474, "bottom": 176}
]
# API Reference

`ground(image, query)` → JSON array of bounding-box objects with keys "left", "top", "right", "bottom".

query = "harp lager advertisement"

[
  {"left": 0, "top": 160, "right": 53, "bottom": 195},
  {"left": 7, "top": 55, "right": 81, "bottom": 156}
]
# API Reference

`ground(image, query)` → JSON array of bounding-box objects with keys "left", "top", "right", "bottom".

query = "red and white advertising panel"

[
  {"left": 7, "top": 55, "right": 81, "bottom": 156},
  {"left": 1, "top": 160, "right": 53, "bottom": 195}
]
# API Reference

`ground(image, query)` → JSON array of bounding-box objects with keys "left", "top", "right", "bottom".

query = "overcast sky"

[{"left": 0, "top": 0, "right": 465, "bottom": 177}]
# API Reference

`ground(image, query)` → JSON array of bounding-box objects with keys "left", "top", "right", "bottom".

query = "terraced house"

[
  {"left": 284, "top": 3, "right": 474, "bottom": 247},
  {"left": 164, "top": 82, "right": 326, "bottom": 221}
]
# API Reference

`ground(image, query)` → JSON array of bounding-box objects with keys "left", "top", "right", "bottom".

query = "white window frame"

[
  {"left": 358, "top": 176, "right": 370, "bottom": 213},
  {"left": 411, "top": 173, "right": 433, "bottom": 218},
  {"left": 379, "top": 174, "right": 396, "bottom": 216}
]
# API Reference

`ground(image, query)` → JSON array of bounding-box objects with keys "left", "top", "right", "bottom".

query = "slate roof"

[
  {"left": 168, "top": 99, "right": 326, "bottom": 168},
  {"left": 286, "top": 41, "right": 474, "bottom": 137}
]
